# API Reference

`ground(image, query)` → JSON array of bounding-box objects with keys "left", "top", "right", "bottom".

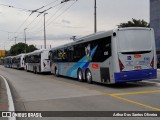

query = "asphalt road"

[{"left": 0, "top": 65, "right": 160, "bottom": 120}]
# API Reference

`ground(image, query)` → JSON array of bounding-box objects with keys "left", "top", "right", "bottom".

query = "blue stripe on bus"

[
  {"left": 66, "top": 46, "right": 98, "bottom": 78},
  {"left": 114, "top": 69, "right": 157, "bottom": 83}
]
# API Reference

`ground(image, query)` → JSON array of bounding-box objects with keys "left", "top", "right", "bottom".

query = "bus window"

[
  {"left": 91, "top": 36, "right": 111, "bottom": 62},
  {"left": 73, "top": 44, "right": 85, "bottom": 62}
]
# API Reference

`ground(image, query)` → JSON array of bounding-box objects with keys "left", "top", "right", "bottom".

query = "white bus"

[
  {"left": 4, "top": 56, "right": 13, "bottom": 68},
  {"left": 24, "top": 49, "right": 50, "bottom": 73},
  {"left": 12, "top": 54, "right": 25, "bottom": 69},
  {"left": 49, "top": 27, "right": 157, "bottom": 84}
]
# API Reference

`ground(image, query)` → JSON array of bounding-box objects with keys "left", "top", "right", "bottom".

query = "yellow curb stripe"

[
  {"left": 110, "top": 90, "right": 160, "bottom": 96},
  {"left": 110, "top": 94, "right": 160, "bottom": 111}
]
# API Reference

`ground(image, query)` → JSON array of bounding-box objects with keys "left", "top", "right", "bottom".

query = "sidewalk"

[{"left": 0, "top": 76, "right": 8, "bottom": 111}]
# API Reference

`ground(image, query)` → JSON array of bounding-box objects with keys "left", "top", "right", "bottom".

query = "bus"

[
  {"left": 24, "top": 49, "right": 50, "bottom": 73},
  {"left": 4, "top": 56, "right": 13, "bottom": 68},
  {"left": 49, "top": 27, "right": 157, "bottom": 84},
  {"left": 12, "top": 54, "right": 25, "bottom": 69}
]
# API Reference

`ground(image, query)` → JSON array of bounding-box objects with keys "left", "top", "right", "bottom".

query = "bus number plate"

[{"left": 134, "top": 66, "right": 142, "bottom": 70}]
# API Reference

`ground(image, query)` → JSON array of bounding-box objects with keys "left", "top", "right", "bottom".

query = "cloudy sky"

[{"left": 0, "top": 0, "right": 149, "bottom": 50}]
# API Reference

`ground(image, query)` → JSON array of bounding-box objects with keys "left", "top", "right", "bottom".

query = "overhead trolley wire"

[
  {"left": 44, "top": 0, "right": 60, "bottom": 7},
  {"left": 0, "top": 3, "right": 32, "bottom": 12},
  {"left": 28, "top": 0, "right": 77, "bottom": 35},
  {"left": 28, "top": 3, "right": 66, "bottom": 33},
  {"left": 46, "top": 1, "right": 77, "bottom": 27},
  {"left": 13, "top": 0, "right": 61, "bottom": 36}
]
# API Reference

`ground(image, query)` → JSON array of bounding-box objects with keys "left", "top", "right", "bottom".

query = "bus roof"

[
  {"left": 50, "top": 27, "right": 153, "bottom": 51},
  {"left": 25, "top": 49, "right": 49, "bottom": 56},
  {"left": 50, "top": 30, "right": 113, "bottom": 51}
]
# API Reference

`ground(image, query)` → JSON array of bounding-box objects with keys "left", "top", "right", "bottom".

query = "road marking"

[
  {"left": 110, "top": 89, "right": 160, "bottom": 96},
  {"left": 110, "top": 94, "right": 160, "bottom": 111},
  {"left": 82, "top": 87, "right": 160, "bottom": 111},
  {"left": 0, "top": 75, "right": 16, "bottom": 120},
  {"left": 142, "top": 81, "right": 160, "bottom": 86},
  {"left": 47, "top": 76, "right": 160, "bottom": 111}
]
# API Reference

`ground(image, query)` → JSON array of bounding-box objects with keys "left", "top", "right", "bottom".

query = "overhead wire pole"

[
  {"left": 24, "top": 28, "right": 27, "bottom": 53},
  {"left": 44, "top": 13, "right": 48, "bottom": 49},
  {"left": 94, "top": 0, "right": 97, "bottom": 33}
]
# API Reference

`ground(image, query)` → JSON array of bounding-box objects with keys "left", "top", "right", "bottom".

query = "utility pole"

[
  {"left": 94, "top": 0, "right": 97, "bottom": 33},
  {"left": 24, "top": 28, "right": 27, "bottom": 53},
  {"left": 14, "top": 37, "right": 17, "bottom": 44},
  {"left": 44, "top": 13, "right": 48, "bottom": 49},
  {"left": 24, "top": 28, "right": 27, "bottom": 44}
]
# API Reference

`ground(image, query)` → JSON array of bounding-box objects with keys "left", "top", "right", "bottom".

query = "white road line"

[
  {"left": 0, "top": 75, "right": 16, "bottom": 120},
  {"left": 142, "top": 80, "right": 160, "bottom": 86}
]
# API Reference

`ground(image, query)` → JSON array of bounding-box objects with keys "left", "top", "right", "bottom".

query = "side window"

[
  {"left": 57, "top": 49, "right": 66, "bottom": 62},
  {"left": 52, "top": 50, "right": 58, "bottom": 62},
  {"left": 91, "top": 36, "right": 111, "bottom": 62},
  {"left": 33, "top": 55, "right": 40, "bottom": 63},
  {"left": 17, "top": 58, "right": 20, "bottom": 63},
  {"left": 73, "top": 43, "right": 85, "bottom": 62},
  {"left": 65, "top": 46, "right": 74, "bottom": 62}
]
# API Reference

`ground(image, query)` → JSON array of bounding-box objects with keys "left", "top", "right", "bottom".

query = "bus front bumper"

[{"left": 114, "top": 69, "right": 157, "bottom": 83}]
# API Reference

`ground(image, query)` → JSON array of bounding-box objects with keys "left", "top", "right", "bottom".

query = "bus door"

[{"left": 41, "top": 52, "right": 50, "bottom": 72}]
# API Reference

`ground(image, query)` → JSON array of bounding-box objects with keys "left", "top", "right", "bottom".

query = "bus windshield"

[{"left": 117, "top": 29, "right": 152, "bottom": 52}]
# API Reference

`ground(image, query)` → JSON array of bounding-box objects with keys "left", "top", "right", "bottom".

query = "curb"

[{"left": 0, "top": 75, "right": 16, "bottom": 120}]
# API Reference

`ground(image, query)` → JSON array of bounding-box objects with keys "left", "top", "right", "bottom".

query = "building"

[
  {"left": 150, "top": 0, "right": 160, "bottom": 49},
  {"left": 0, "top": 50, "right": 6, "bottom": 57}
]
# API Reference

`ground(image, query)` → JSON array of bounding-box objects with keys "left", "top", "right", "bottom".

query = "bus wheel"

[
  {"left": 77, "top": 69, "right": 83, "bottom": 82},
  {"left": 26, "top": 66, "right": 28, "bottom": 72},
  {"left": 35, "top": 67, "right": 37, "bottom": 74},
  {"left": 33, "top": 67, "right": 35, "bottom": 73},
  {"left": 86, "top": 69, "right": 92, "bottom": 84},
  {"left": 55, "top": 68, "right": 59, "bottom": 77}
]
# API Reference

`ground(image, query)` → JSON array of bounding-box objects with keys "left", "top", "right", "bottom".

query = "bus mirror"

[{"left": 113, "top": 32, "right": 116, "bottom": 37}]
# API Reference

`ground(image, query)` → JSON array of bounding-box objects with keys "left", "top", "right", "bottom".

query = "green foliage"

[
  {"left": 9, "top": 42, "right": 37, "bottom": 56},
  {"left": 118, "top": 18, "right": 149, "bottom": 28},
  {"left": 28, "top": 45, "right": 37, "bottom": 52}
]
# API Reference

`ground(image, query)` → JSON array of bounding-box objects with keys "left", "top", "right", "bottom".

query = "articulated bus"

[
  {"left": 12, "top": 54, "right": 25, "bottom": 69},
  {"left": 4, "top": 56, "right": 13, "bottom": 68},
  {"left": 24, "top": 49, "right": 50, "bottom": 73},
  {"left": 49, "top": 27, "right": 157, "bottom": 84}
]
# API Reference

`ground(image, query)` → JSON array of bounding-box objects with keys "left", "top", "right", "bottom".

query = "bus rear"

[{"left": 114, "top": 28, "right": 157, "bottom": 83}]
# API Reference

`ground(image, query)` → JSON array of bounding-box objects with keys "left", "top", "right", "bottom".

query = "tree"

[
  {"left": 28, "top": 45, "right": 37, "bottom": 52},
  {"left": 118, "top": 18, "right": 149, "bottom": 28},
  {"left": 9, "top": 43, "right": 37, "bottom": 56}
]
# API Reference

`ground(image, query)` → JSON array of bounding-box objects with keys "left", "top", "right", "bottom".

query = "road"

[{"left": 0, "top": 65, "right": 160, "bottom": 120}]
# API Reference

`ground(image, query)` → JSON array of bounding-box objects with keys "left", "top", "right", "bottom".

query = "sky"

[{"left": 0, "top": 0, "right": 149, "bottom": 50}]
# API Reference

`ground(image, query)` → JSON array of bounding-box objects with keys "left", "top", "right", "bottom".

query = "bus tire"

[
  {"left": 77, "top": 69, "right": 83, "bottom": 82},
  {"left": 26, "top": 66, "right": 28, "bottom": 72},
  {"left": 55, "top": 67, "right": 59, "bottom": 77},
  {"left": 33, "top": 67, "right": 35, "bottom": 73},
  {"left": 34, "top": 67, "right": 37, "bottom": 74},
  {"left": 86, "top": 69, "right": 92, "bottom": 84}
]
